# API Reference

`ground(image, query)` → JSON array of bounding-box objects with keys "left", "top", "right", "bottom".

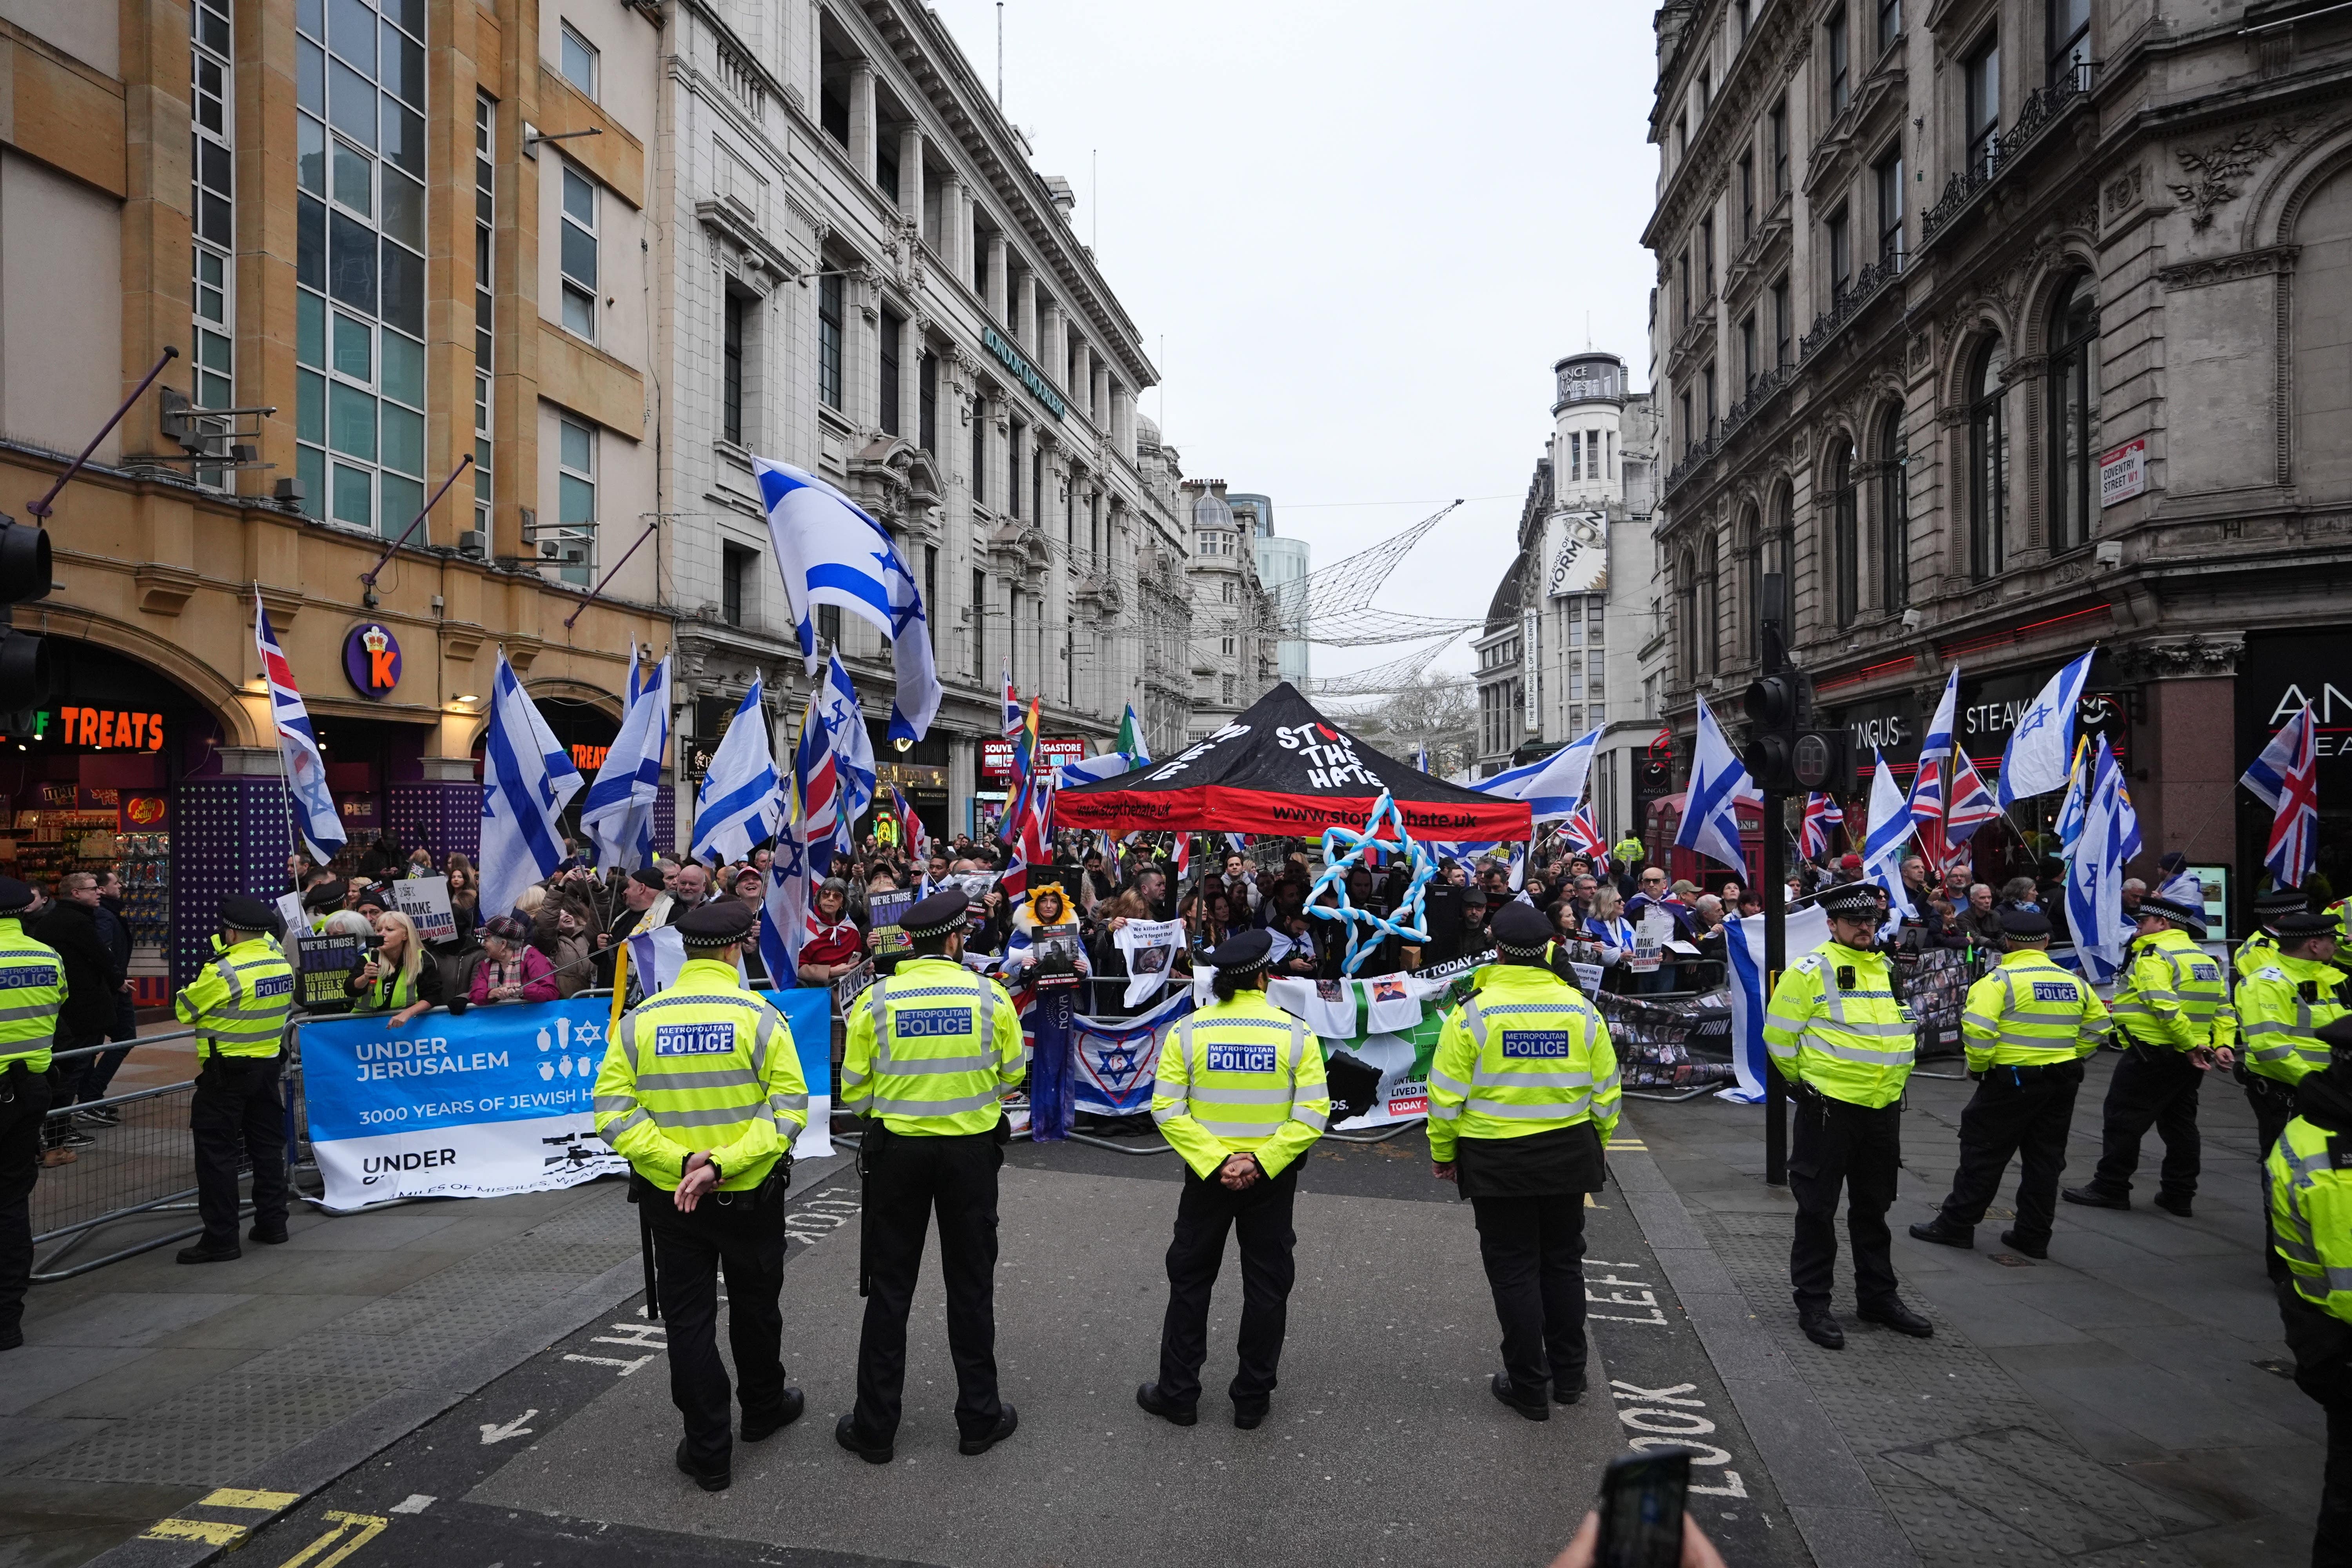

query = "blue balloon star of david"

[{"left": 1303, "top": 791, "right": 1437, "bottom": 976}]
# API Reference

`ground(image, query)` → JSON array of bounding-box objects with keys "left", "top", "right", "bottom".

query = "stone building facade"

[
  {"left": 649, "top": 0, "right": 1193, "bottom": 838},
  {"left": 1474, "top": 352, "right": 1662, "bottom": 842},
  {"left": 1180, "top": 480, "right": 1279, "bottom": 740},
  {"left": 1643, "top": 0, "right": 2352, "bottom": 909},
  {"left": 0, "top": 0, "right": 670, "bottom": 986}
]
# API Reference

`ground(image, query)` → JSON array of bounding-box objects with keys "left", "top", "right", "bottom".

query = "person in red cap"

[{"left": 1835, "top": 853, "right": 1865, "bottom": 883}]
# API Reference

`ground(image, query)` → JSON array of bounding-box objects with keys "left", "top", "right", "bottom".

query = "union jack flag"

[
  {"left": 1907, "top": 762, "right": 1951, "bottom": 875},
  {"left": 1173, "top": 831, "right": 1191, "bottom": 883},
  {"left": 889, "top": 783, "right": 928, "bottom": 864},
  {"left": 1000, "top": 776, "right": 1053, "bottom": 901},
  {"left": 1944, "top": 753, "right": 2002, "bottom": 845},
  {"left": 1000, "top": 659, "right": 1022, "bottom": 741},
  {"left": 1562, "top": 803, "right": 1608, "bottom": 867},
  {"left": 1798, "top": 792, "right": 1844, "bottom": 860},
  {"left": 793, "top": 686, "right": 842, "bottom": 877},
  {"left": 254, "top": 591, "right": 346, "bottom": 864},
  {"left": 2243, "top": 704, "right": 2319, "bottom": 888}
]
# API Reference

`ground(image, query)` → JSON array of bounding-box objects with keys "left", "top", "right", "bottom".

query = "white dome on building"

[{"left": 1192, "top": 489, "right": 1235, "bottom": 531}]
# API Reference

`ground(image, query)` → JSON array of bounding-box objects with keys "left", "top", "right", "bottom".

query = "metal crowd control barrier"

[{"left": 25, "top": 1029, "right": 289, "bottom": 1281}]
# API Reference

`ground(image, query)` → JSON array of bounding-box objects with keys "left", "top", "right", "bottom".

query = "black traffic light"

[
  {"left": 1742, "top": 668, "right": 1847, "bottom": 794},
  {"left": 0, "top": 514, "right": 54, "bottom": 733}
]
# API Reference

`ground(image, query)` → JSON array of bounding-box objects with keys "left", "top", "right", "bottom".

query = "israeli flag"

[
  {"left": 1862, "top": 750, "right": 1918, "bottom": 935},
  {"left": 1723, "top": 903, "right": 1831, "bottom": 1103},
  {"left": 479, "top": 650, "right": 584, "bottom": 923},
  {"left": 689, "top": 675, "right": 780, "bottom": 866},
  {"left": 758, "top": 788, "right": 813, "bottom": 982},
  {"left": 1919, "top": 666, "right": 1960, "bottom": 767},
  {"left": 2063, "top": 738, "right": 2133, "bottom": 982},
  {"left": 1057, "top": 749, "right": 1138, "bottom": 788},
  {"left": 817, "top": 653, "right": 877, "bottom": 857},
  {"left": 1997, "top": 648, "right": 2096, "bottom": 808},
  {"left": 1675, "top": 697, "right": 1758, "bottom": 873},
  {"left": 756, "top": 456, "right": 942, "bottom": 744},
  {"left": 580, "top": 648, "right": 670, "bottom": 871},
  {"left": 1512, "top": 725, "right": 1604, "bottom": 822}
]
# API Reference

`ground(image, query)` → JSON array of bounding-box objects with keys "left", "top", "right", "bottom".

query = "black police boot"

[
  {"left": 1858, "top": 1299, "right": 1935, "bottom": 1338},
  {"left": 1231, "top": 1399, "right": 1269, "bottom": 1431},
  {"left": 2153, "top": 1192, "right": 2194, "bottom": 1219},
  {"left": 247, "top": 1224, "right": 289, "bottom": 1245},
  {"left": 1554, "top": 1370, "right": 1589, "bottom": 1405},
  {"left": 1489, "top": 1373, "right": 1550, "bottom": 1421},
  {"left": 958, "top": 1403, "right": 1018, "bottom": 1456},
  {"left": 1907, "top": 1216, "right": 1975, "bottom": 1249},
  {"left": 176, "top": 1241, "right": 242, "bottom": 1265},
  {"left": 1135, "top": 1381, "right": 1197, "bottom": 1427},
  {"left": 833, "top": 1412, "right": 893, "bottom": 1465},
  {"left": 1798, "top": 1310, "right": 1845, "bottom": 1350},
  {"left": 1998, "top": 1229, "right": 2049, "bottom": 1260},
  {"left": 2062, "top": 1184, "right": 2129, "bottom": 1210},
  {"left": 673, "top": 1439, "right": 729, "bottom": 1493},
  {"left": 0, "top": 1320, "right": 21, "bottom": 1352},
  {"left": 741, "top": 1387, "right": 805, "bottom": 1443}
]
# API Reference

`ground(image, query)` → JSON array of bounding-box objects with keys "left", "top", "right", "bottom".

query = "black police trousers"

[
  {"left": 1157, "top": 1160, "right": 1300, "bottom": 1411},
  {"left": 0, "top": 1062, "right": 52, "bottom": 1336},
  {"left": 2086, "top": 1042, "right": 2202, "bottom": 1204},
  {"left": 851, "top": 1129, "right": 1005, "bottom": 1444},
  {"left": 1788, "top": 1089, "right": 1902, "bottom": 1316},
  {"left": 1935, "top": 1060, "right": 2084, "bottom": 1250},
  {"left": 646, "top": 1176, "right": 788, "bottom": 1474},
  {"left": 2279, "top": 1283, "right": 2352, "bottom": 1568},
  {"left": 1471, "top": 1193, "right": 1588, "bottom": 1397},
  {"left": 190, "top": 1054, "right": 287, "bottom": 1247},
  {"left": 2247, "top": 1073, "right": 2301, "bottom": 1283}
]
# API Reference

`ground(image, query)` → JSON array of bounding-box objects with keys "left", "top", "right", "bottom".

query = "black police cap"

[
  {"left": 1820, "top": 882, "right": 1881, "bottom": 920},
  {"left": 902, "top": 888, "right": 970, "bottom": 938},
  {"left": 630, "top": 866, "right": 667, "bottom": 891},
  {"left": 2276, "top": 911, "right": 2337, "bottom": 940},
  {"left": 1999, "top": 907, "right": 2053, "bottom": 940},
  {"left": 1490, "top": 901, "right": 1554, "bottom": 956},
  {"left": 303, "top": 878, "right": 348, "bottom": 911},
  {"left": 2139, "top": 894, "right": 2203, "bottom": 928},
  {"left": 221, "top": 895, "right": 278, "bottom": 931},
  {"left": 0, "top": 877, "right": 32, "bottom": 914},
  {"left": 2256, "top": 887, "right": 2310, "bottom": 916},
  {"left": 1207, "top": 927, "right": 1276, "bottom": 975},
  {"left": 677, "top": 899, "right": 756, "bottom": 949}
]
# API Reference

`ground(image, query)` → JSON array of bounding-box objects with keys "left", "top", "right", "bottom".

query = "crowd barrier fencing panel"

[{"left": 27, "top": 1030, "right": 245, "bottom": 1281}]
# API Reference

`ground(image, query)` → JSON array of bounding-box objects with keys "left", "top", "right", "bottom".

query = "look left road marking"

[{"left": 275, "top": 1510, "right": 388, "bottom": 1568}]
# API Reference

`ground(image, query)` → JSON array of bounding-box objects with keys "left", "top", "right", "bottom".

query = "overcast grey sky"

[{"left": 927, "top": 0, "right": 1662, "bottom": 682}]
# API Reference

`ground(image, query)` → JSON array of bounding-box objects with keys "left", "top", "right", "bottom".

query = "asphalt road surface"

[{"left": 187, "top": 1123, "right": 1808, "bottom": 1568}]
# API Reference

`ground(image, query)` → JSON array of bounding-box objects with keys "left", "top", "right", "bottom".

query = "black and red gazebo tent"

[{"left": 1055, "top": 683, "right": 1532, "bottom": 842}]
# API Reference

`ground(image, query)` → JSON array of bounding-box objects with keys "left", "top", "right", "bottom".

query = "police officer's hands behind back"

[
  {"left": 675, "top": 1151, "right": 722, "bottom": 1212},
  {"left": 1218, "top": 1152, "right": 1261, "bottom": 1191}
]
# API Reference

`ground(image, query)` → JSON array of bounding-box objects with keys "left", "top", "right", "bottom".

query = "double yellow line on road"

[{"left": 140, "top": 1490, "right": 387, "bottom": 1567}]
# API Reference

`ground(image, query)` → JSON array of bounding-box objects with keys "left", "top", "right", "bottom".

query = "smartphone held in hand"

[{"left": 1597, "top": 1450, "right": 1690, "bottom": 1568}]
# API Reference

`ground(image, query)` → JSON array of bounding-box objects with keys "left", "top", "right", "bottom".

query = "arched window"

[
  {"left": 1697, "top": 534, "right": 1719, "bottom": 679},
  {"left": 1754, "top": 488, "right": 1792, "bottom": 657},
  {"left": 1829, "top": 439, "right": 1858, "bottom": 627},
  {"left": 1968, "top": 338, "right": 2009, "bottom": 579},
  {"left": 1677, "top": 550, "right": 1700, "bottom": 686},
  {"left": 2047, "top": 278, "right": 2098, "bottom": 553},
  {"left": 1879, "top": 404, "right": 1909, "bottom": 609},
  {"left": 1738, "top": 505, "right": 1762, "bottom": 662}
]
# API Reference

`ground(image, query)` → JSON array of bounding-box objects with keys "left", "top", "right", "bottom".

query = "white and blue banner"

[
  {"left": 1068, "top": 989, "right": 1195, "bottom": 1118},
  {"left": 301, "top": 989, "right": 836, "bottom": 1210}
]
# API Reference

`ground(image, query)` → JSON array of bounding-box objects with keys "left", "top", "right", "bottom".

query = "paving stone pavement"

[
  {"left": 0, "top": 1163, "right": 851, "bottom": 1566},
  {"left": 1623, "top": 1048, "right": 2328, "bottom": 1568}
]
